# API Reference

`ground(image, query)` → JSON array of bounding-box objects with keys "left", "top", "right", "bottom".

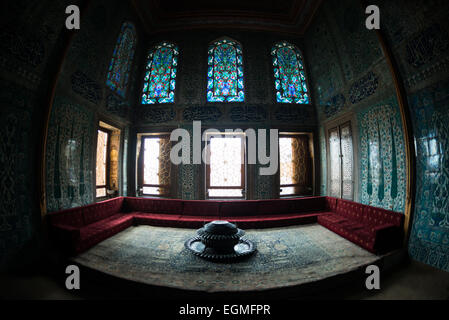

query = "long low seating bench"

[
  {"left": 47, "top": 196, "right": 403, "bottom": 256},
  {"left": 317, "top": 198, "right": 404, "bottom": 254}
]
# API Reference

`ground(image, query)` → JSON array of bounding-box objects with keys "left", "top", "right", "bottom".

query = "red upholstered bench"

[
  {"left": 47, "top": 196, "right": 403, "bottom": 256},
  {"left": 221, "top": 197, "right": 331, "bottom": 228},
  {"left": 47, "top": 197, "right": 132, "bottom": 255},
  {"left": 317, "top": 198, "right": 404, "bottom": 254},
  {"left": 47, "top": 196, "right": 330, "bottom": 255}
]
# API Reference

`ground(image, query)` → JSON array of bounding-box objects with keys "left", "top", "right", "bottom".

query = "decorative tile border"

[
  {"left": 349, "top": 72, "right": 379, "bottom": 104},
  {"left": 141, "top": 106, "right": 176, "bottom": 123},
  {"left": 71, "top": 70, "right": 102, "bottom": 105},
  {"left": 230, "top": 105, "right": 267, "bottom": 122},
  {"left": 183, "top": 106, "right": 222, "bottom": 122}
]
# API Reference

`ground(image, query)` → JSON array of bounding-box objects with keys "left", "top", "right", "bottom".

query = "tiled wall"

[
  {"left": 46, "top": 96, "right": 95, "bottom": 212},
  {"left": 0, "top": 0, "right": 76, "bottom": 270},
  {"left": 0, "top": 0, "right": 141, "bottom": 270},
  {"left": 377, "top": 0, "right": 449, "bottom": 271},
  {"left": 357, "top": 98, "right": 406, "bottom": 212},
  {"left": 305, "top": 0, "right": 405, "bottom": 212},
  {"left": 306, "top": 0, "right": 449, "bottom": 271},
  {"left": 407, "top": 78, "right": 449, "bottom": 270},
  {"left": 45, "top": 0, "right": 143, "bottom": 212}
]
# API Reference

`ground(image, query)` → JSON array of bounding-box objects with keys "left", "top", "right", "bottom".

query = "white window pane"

[
  {"left": 209, "top": 137, "right": 242, "bottom": 187},
  {"left": 96, "top": 130, "right": 108, "bottom": 192},
  {"left": 96, "top": 188, "right": 106, "bottom": 198},
  {"left": 143, "top": 186, "right": 160, "bottom": 195},
  {"left": 208, "top": 189, "right": 243, "bottom": 198},
  {"left": 280, "top": 187, "right": 296, "bottom": 196},
  {"left": 280, "top": 137, "right": 295, "bottom": 185},
  {"left": 340, "top": 124, "right": 354, "bottom": 200},
  {"left": 143, "top": 138, "right": 161, "bottom": 187},
  {"left": 329, "top": 127, "right": 341, "bottom": 198}
]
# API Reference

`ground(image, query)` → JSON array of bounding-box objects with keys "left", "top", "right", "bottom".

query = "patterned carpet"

[{"left": 72, "top": 224, "right": 379, "bottom": 292}]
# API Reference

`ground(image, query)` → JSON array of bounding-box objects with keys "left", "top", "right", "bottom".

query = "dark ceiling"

[
  {"left": 157, "top": 0, "right": 295, "bottom": 15},
  {"left": 131, "top": 0, "right": 323, "bottom": 35}
]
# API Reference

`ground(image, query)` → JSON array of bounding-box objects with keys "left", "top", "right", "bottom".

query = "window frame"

[
  {"left": 205, "top": 132, "right": 247, "bottom": 200},
  {"left": 326, "top": 120, "right": 355, "bottom": 201},
  {"left": 207, "top": 38, "right": 245, "bottom": 103},
  {"left": 137, "top": 133, "right": 173, "bottom": 198},
  {"left": 106, "top": 21, "right": 137, "bottom": 98},
  {"left": 141, "top": 42, "right": 179, "bottom": 105},
  {"left": 278, "top": 132, "right": 314, "bottom": 198},
  {"left": 95, "top": 128, "right": 111, "bottom": 199},
  {"left": 271, "top": 41, "right": 311, "bottom": 105}
]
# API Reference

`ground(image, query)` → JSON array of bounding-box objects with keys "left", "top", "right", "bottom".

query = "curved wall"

[{"left": 305, "top": 0, "right": 449, "bottom": 271}]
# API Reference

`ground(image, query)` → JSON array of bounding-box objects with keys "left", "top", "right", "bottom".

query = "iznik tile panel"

[{"left": 357, "top": 99, "right": 406, "bottom": 212}]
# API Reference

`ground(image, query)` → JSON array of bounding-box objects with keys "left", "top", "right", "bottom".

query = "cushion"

[
  {"left": 325, "top": 197, "right": 338, "bottom": 211},
  {"left": 83, "top": 197, "right": 125, "bottom": 225},
  {"left": 48, "top": 208, "right": 85, "bottom": 228},
  {"left": 220, "top": 200, "right": 259, "bottom": 217},
  {"left": 77, "top": 213, "right": 133, "bottom": 253},
  {"left": 362, "top": 205, "right": 403, "bottom": 227},
  {"left": 123, "top": 197, "right": 154, "bottom": 212},
  {"left": 133, "top": 213, "right": 181, "bottom": 223},
  {"left": 178, "top": 215, "right": 217, "bottom": 227},
  {"left": 151, "top": 199, "right": 184, "bottom": 214},
  {"left": 258, "top": 197, "right": 327, "bottom": 215},
  {"left": 80, "top": 213, "right": 133, "bottom": 236},
  {"left": 290, "top": 196, "right": 327, "bottom": 212},
  {"left": 336, "top": 199, "right": 364, "bottom": 222},
  {"left": 123, "top": 198, "right": 183, "bottom": 214},
  {"left": 318, "top": 214, "right": 348, "bottom": 225},
  {"left": 183, "top": 200, "right": 220, "bottom": 216}
]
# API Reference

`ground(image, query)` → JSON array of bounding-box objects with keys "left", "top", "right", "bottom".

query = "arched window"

[
  {"left": 271, "top": 42, "right": 309, "bottom": 104},
  {"left": 106, "top": 22, "right": 137, "bottom": 98},
  {"left": 142, "top": 42, "right": 179, "bottom": 104},
  {"left": 207, "top": 38, "right": 244, "bottom": 102}
]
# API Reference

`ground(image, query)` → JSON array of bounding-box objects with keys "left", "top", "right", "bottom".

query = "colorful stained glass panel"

[
  {"left": 272, "top": 42, "right": 309, "bottom": 104},
  {"left": 106, "top": 22, "right": 137, "bottom": 98},
  {"left": 142, "top": 42, "right": 179, "bottom": 104},
  {"left": 207, "top": 39, "right": 244, "bottom": 102}
]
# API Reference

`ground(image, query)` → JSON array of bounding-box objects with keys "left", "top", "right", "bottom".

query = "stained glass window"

[
  {"left": 142, "top": 42, "right": 179, "bottom": 104},
  {"left": 207, "top": 39, "right": 244, "bottom": 102},
  {"left": 271, "top": 42, "right": 309, "bottom": 104},
  {"left": 106, "top": 22, "right": 137, "bottom": 98}
]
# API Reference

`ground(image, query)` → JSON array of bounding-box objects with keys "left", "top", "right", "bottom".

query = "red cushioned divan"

[
  {"left": 317, "top": 198, "right": 404, "bottom": 254},
  {"left": 48, "top": 196, "right": 404, "bottom": 255}
]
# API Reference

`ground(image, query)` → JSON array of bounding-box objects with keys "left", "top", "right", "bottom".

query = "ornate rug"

[{"left": 72, "top": 224, "right": 379, "bottom": 292}]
